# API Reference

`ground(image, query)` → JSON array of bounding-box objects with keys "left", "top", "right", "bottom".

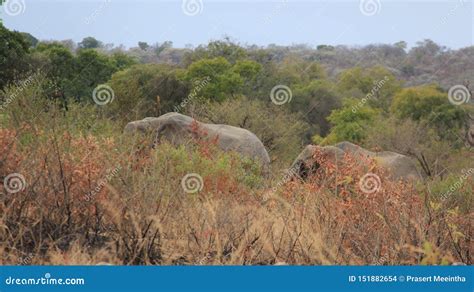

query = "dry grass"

[{"left": 0, "top": 123, "right": 472, "bottom": 266}]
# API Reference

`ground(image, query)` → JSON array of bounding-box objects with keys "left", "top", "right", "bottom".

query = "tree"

[
  {"left": 32, "top": 43, "right": 75, "bottom": 105},
  {"left": 153, "top": 41, "right": 173, "bottom": 57},
  {"left": 324, "top": 99, "right": 379, "bottom": 145},
  {"left": 138, "top": 41, "right": 149, "bottom": 51},
  {"left": 185, "top": 57, "right": 261, "bottom": 101},
  {"left": 30, "top": 43, "right": 129, "bottom": 104},
  {"left": 293, "top": 80, "right": 341, "bottom": 137},
  {"left": 337, "top": 66, "right": 403, "bottom": 112},
  {"left": 276, "top": 56, "right": 326, "bottom": 86},
  {"left": 183, "top": 38, "right": 247, "bottom": 66},
  {"left": 78, "top": 36, "right": 102, "bottom": 49},
  {"left": 110, "top": 52, "right": 137, "bottom": 71},
  {"left": 394, "top": 41, "right": 407, "bottom": 50},
  {"left": 391, "top": 85, "right": 466, "bottom": 141},
  {"left": 107, "top": 64, "right": 189, "bottom": 119},
  {"left": 0, "top": 23, "right": 30, "bottom": 89},
  {"left": 317, "top": 45, "right": 335, "bottom": 51},
  {"left": 410, "top": 39, "right": 444, "bottom": 59},
  {"left": 231, "top": 60, "right": 262, "bottom": 96},
  {"left": 20, "top": 32, "right": 39, "bottom": 48},
  {"left": 35, "top": 42, "right": 75, "bottom": 79},
  {"left": 69, "top": 49, "right": 116, "bottom": 101}
]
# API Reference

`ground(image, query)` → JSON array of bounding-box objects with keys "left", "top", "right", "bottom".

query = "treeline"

[{"left": 1, "top": 24, "right": 472, "bottom": 176}]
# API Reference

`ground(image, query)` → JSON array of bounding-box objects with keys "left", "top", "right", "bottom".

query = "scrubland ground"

[{"left": 0, "top": 84, "right": 472, "bottom": 265}]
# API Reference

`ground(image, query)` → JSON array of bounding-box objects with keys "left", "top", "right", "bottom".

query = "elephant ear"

[
  {"left": 468, "top": 125, "right": 474, "bottom": 146},
  {"left": 294, "top": 159, "right": 320, "bottom": 180},
  {"left": 154, "top": 121, "right": 193, "bottom": 146}
]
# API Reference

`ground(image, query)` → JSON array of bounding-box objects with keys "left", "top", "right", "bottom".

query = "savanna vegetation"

[{"left": 0, "top": 24, "right": 472, "bottom": 265}]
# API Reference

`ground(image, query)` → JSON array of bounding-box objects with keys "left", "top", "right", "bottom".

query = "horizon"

[{"left": 1, "top": 0, "right": 472, "bottom": 50}]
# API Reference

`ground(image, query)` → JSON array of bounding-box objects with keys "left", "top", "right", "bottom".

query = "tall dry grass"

[{"left": 1, "top": 121, "right": 471, "bottom": 265}]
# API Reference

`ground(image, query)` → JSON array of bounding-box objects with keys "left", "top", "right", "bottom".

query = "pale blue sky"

[{"left": 2, "top": 0, "right": 473, "bottom": 49}]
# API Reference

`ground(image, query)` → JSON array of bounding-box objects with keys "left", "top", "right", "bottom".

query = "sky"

[{"left": 1, "top": 0, "right": 473, "bottom": 49}]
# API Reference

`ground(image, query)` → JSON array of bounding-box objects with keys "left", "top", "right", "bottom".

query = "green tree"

[
  {"left": 0, "top": 24, "right": 30, "bottom": 89},
  {"left": 394, "top": 41, "right": 407, "bottom": 50},
  {"left": 183, "top": 38, "right": 247, "bottom": 65},
  {"left": 78, "top": 36, "right": 102, "bottom": 49},
  {"left": 34, "top": 43, "right": 75, "bottom": 104},
  {"left": 290, "top": 80, "right": 341, "bottom": 136},
  {"left": 185, "top": 57, "right": 261, "bottom": 101},
  {"left": 20, "top": 32, "right": 39, "bottom": 48},
  {"left": 107, "top": 64, "right": 188, "bottom": 119},
  {"left": 337, "top": 66, "right": 402, "bottom": 111},
  {"left": 390, "top": 85, "right": 466, "bottom": 141},
  {"left": 293, "top": 80, "right": 341, "bottom": 137},
  {"left": 69, "top": 49, "right": 116, "bottom": 101},
  {"left": 110, "top": 52, "right": 137, "bottom": 71},
  {"left": 154, "top": 41, "right": 173, "bottom": 57},
  {"left": 35, "top": 43, "right": 75, "bottom": 79},
  {"left": 317, "top": 45, "right": 335, "bottom": 51},
  {"left": 324, "top": 99, "right": 379, "bottom": 145},
  {"left": 138, "top": 41, "right": 149, "bottom": 51},
  {"left": 276, "top": 56, "right": 326, "bottom": 86}
]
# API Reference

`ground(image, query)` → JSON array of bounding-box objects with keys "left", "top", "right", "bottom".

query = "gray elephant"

[
  {"left": 124, "top": 112, "right": 271, "bottom": 172},
  {"left": 290, "top": 141, "right": 423, "bottom": 182}
]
